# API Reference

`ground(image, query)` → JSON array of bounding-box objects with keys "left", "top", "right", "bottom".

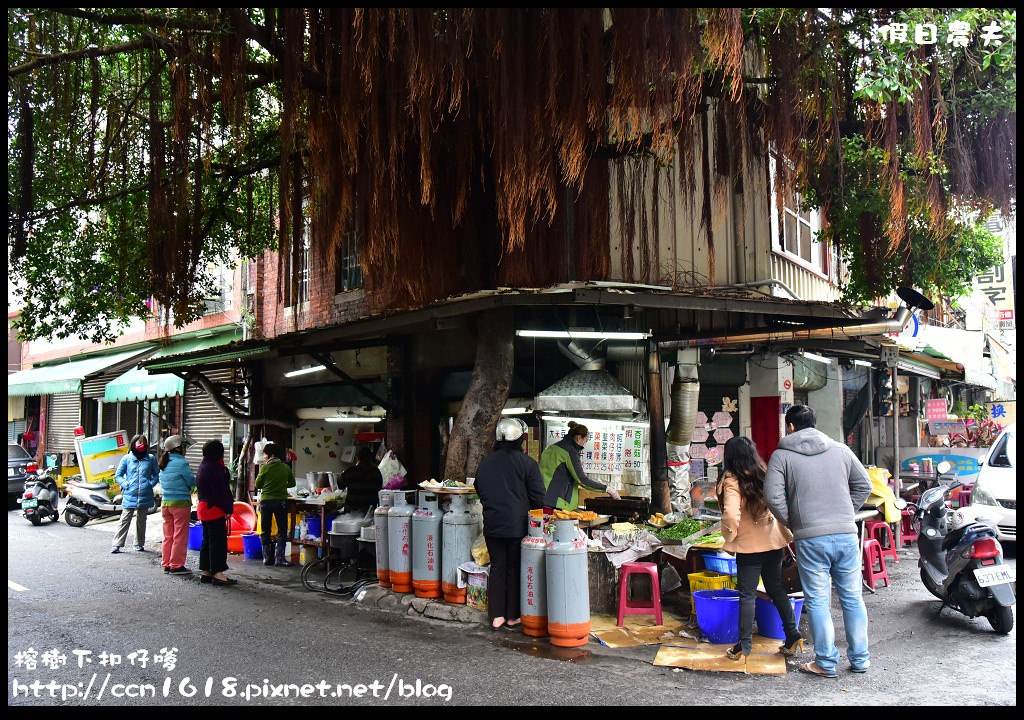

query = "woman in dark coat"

[
  {"left": 473, "top": 418, "right": 546, "bottom": 631},
  {"left": 195, "top": 440, "right": 237, "bottom": 585}
]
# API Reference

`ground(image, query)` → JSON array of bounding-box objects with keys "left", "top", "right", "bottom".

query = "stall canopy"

[
  {"left": 104, "top": 329, "right": 242, "bottom": 402},
  {"left": 7, "top": 348, "right": 150, "bottom": 397}
]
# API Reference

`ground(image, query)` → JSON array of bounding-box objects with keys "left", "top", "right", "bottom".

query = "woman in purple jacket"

[{"left": 195, "top": 440, "right": 237, "bottom": 585}]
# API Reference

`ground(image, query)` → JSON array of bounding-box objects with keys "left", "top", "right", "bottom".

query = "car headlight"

[{"left": 971, "top": 481, "right": 999, "bottom": 507}]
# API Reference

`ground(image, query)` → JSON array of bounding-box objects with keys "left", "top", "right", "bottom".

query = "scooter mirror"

[
  {"left": 894, "top": 498, "right": 908, "bottom": 510},
  {"left": 936, "top": 461, "right": 953, "bottom": 474}
]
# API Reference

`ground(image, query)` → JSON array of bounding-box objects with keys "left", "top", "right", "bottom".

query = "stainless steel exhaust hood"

[{"left": 534, "top": 368, "right": 642, "bottom": 414}]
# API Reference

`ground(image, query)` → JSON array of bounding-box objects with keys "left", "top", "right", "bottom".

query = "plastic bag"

[
  {"left": 471, "top": 533, "right": 490, "bottom": 566},
  {"left": 377, "top": 449, "right": 407, "bottom": 481}
]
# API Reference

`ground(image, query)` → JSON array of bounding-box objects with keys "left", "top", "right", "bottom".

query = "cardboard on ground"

[{"left": 653, "top": 635, "right": 788, "bottom": 674}]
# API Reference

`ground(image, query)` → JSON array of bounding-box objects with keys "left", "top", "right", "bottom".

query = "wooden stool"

[
  {"left": 862, "top": 539, "right": 890, "bottom": 589},
  {"left": 616, "top": 561, "right": 663, "bottom": 626}
]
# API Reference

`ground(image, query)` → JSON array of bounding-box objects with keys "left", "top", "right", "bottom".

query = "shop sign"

[
  {"left": 926, "top": 398, "right": 948, "bottom": 423},
  {"left": 690, "top": 426, "right": 709, "bottom": 443},
  {"left": 986, "top": 401, "right": 1015, "bottom": 428},
  {"left": 712, "top": 411, "right": 733, "bottom": 427},
  {"left": 545, "top": 419, "right": 643, "bottom": 474},
  {"left": 929, "top": 420, "right": 967, "bottom": 436}
]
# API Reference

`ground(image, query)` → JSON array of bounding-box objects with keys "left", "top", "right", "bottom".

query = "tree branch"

[{"left": 10, "top": 36, "right": 152, "bottom": 77}]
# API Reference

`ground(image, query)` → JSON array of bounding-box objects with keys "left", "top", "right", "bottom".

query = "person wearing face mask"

[
  {"left": 111, "top": 434, "right": 161, "bottom": 553},
  {"left": 540, "top": 421, "right": 621, "bottom": 512}
]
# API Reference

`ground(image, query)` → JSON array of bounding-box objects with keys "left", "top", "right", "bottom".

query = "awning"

[
  {"left": 7, "top": 348, "right": 150, "bottom": 397},
  {"left": 145, "top": 342, "right": 268, "bottom": 372},
  {"left": 105, "top": 330, "right": 242, "bottom": 401},
  {"left": 897, "top": 352, "right": 962, "bottom": 381}
]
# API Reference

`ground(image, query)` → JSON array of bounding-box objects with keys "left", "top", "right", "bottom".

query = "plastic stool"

[
  {"left": 616, "top": 562, "right": 663, "bottom": 626},
  {"left": 862, "top": 539, "right": 890, "bottom": 589},
  {"left": 900, "top": 506, "right": 919, "bottom": 547},
  {"left": 865, "top": 520, "right": 899, "bottom": 563}
]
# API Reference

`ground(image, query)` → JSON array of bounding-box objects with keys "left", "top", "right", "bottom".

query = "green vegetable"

[{"left": 655, "top": 518, "right": 704, "bottom": 540}]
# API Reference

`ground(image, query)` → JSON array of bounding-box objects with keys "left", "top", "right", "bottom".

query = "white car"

[{"left": 970, "top": 424, "right": 1016, "bottom": 543}]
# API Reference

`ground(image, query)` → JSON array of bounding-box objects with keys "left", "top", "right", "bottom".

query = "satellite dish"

[{"left": 897, "top": 287, "right": 935, "bottom": 312}]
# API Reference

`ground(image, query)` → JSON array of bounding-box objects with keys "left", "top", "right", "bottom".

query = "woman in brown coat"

[{"left": 717, "top": 436, "right": 803, "bottom": 660}]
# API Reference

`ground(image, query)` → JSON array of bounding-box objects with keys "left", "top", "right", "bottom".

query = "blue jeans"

[{"left": 795, "top": 534, "right": 870, "bottom": 673}]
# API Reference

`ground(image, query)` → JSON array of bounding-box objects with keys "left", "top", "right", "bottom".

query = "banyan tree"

[{"left": 7, "top": 8, "right": 1016, "bottom": 341}]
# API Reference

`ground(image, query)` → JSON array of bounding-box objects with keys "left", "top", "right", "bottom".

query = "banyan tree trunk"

[{"left": 443, "top": 308, "right": 514, "bottom": 481}]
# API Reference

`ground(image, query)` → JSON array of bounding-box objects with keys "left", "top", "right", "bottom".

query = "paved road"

[{"left": 6, "top": 506, "right": 1016, "bottom": 706}]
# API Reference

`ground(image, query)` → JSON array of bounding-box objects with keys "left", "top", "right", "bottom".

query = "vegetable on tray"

[{"left": 654, "top": 518, "right": 717, "bottom": 541}]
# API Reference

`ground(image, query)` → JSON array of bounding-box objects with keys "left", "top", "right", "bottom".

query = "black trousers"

[
  {"left": 735, "top": 548, "right": 799, "bottom": 653},
  {"left": 200, "top": 517, "right": 229, "bottom": 574},
  {"left": 485, "top": 536, "right": 522, "bottom": 622},
  {"left": 259, "top": 500, "right": 290, "bottom": 544}
]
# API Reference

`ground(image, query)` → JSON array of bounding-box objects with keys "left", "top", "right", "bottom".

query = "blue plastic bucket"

[
  {"left": 306, "top": 515, "right": 322, "bottom": 538},
  {"left": 692, "top": 589, "right": 741, "bottom": 644},
  {"left": 755, "top": 595, "right": 805, "bottom": 639},
  {"left": 242, "top": 532, "right": 262, "bottom": 560},
  {"left": 187, "top": 522, "right": 203, "bottom": 551}
]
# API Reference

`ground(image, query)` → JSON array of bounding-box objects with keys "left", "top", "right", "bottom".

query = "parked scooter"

[
  {"left": 915, "top": 463, "right": 1016, "bottom": 634},
  {"left": 19, "top": 466, "right": 61, "bottom": 526},
  {"left": 63, "top": 475, "right": 123, "bottom": 528}
]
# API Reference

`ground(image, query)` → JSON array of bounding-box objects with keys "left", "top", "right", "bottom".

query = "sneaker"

[
  {"left": 168, "top": 567, "right": 191, "bottom": 575},
  {"left": 110, "top": 547, "right": 122, "bottom": 554},
  {"left": 133, "top": 545, "right": 146, "bottom": 552}
]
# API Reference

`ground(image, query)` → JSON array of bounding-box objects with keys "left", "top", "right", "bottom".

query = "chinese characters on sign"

[
  {"left": 926, "top": 398, "right": 948, "bottom": 423},
  {"left": 544, "top": 422, "right": 645, "bottom": 475},
  {"left": 873, "top": 20, "right": 1005, "bottom": 46}
]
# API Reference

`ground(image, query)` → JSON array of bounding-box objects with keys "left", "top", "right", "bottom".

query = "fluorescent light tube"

[
  {"left": 284, "top": 365, "right": 326, "bottom": 378},
  {"left": 501, "top": 407, "right": 531, "bottom": 414},
  {"left": 799, "top": 351, "right": 831, "bottom": 365},
  {"left": 516, "top": 330, "right": 650, "bottom": 340},
  {"left": 851, "top": 359, "right": 872, "bottom": 367},
  {"left": 324, "top": 417, "right": 378, "bottom": 423}
]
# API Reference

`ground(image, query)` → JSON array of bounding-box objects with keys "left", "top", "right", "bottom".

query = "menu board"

[{"left": 544, "top": 419, "right": 646, "bottom": 476}]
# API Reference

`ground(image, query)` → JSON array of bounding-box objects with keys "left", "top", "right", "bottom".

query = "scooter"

[
  {"left": 19, "top": 467, "right": 61, "bottom": 526},
  {"left": 63, "top": 476, "right": 123, "bottom": 528},
  {"left": 915, "top": 469, "right": 1016, "bottom": 634}
]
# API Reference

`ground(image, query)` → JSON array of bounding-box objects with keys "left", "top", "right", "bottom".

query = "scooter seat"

[
  {"left": 74, "top": 482, "right": 111, "bottom": 491},
  {"left": 941, "top": 525, "right": 967, "bottom": 551}
]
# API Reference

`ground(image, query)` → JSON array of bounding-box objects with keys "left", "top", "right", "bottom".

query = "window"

[
  {"left": 203, "top": 261, "right": 234, "bottom": 316},
  {"left": 335, "top": 203, "right": 364, "bottom": 294},
  {"left": 769, "top": 154, "right": 832, "bottom": 277},
  {"left": 286, "top": 209, "right": 311, "bottom": 307}
]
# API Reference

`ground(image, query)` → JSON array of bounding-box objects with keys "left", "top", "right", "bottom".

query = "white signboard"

[{"left": 544, "top": 419, "right": 645, "bottom": 475}]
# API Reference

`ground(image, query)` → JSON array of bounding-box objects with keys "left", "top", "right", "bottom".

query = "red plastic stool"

[
  {"left": 900, "top": 506, "right": 919, "bottom": 547},
  {"left": 864, "top": 520, "right": 899, "bottom": 564},
  {"left": 616, "top": 561, "right": 663, "bottom": 626},
  {"left": 862, "top": 538, "right": 890, "bottom": 589}
]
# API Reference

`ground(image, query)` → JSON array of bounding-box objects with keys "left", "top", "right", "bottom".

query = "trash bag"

[{"left": 471, "top": 533, "right": 490, "bottom": 566}]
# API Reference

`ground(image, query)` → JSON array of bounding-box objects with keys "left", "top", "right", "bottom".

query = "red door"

[{"left": 750, "top": 396, "right": 782, "bottom": 463}]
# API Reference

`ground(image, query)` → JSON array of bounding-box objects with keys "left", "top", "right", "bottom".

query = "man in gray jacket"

[{"left": 764, "top": 405, "right": 872, "bottom": 678}]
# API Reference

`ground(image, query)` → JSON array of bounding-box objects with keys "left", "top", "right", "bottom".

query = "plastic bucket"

[
  {"left": 692, "top": 589, "right": 741, "bottom": 644},
  {"left": 755, "top": 595, "right": 805, "bottom": 640},
  {"left": 242, "top": 533, "right": 262, "bottom": 560},
  {"left": 226, "top": 534, "right": 245, "bottom": 554},
  {"left": 231, "top": 502, "right": 256, "bottom": 533},
  {"left": 188, "top": 522, "right": 203, "bottom": 551},
  {"left": 306, "top": 515, "right": 322, "bottom": 538}
]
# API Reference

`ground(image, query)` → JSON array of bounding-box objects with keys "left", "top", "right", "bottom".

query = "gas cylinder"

[
  {"left": 373, "top": 490, "right": 394, "bottom": 588},
  {"left": 520, "top": 514, "right": 548, "bottom": 637},
  {"left": 545, "top": 519, "right": 590, "bottom": 647},
  {"left": 387, "top": 490, "right": 415, "bottom": 593},
  {"left": 441, "top": 494, "right": 476, "bottom": 604},
  {"left": 411, "top": 491, "right": 443, "bottom": 598}
]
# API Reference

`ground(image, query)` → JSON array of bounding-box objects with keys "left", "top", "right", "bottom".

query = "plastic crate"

[
  {"left": 703, "top": 553, "right": 738, "bottom": 575},
  {"left": 687, "top": 570, "right": 736, "bottom": 592}
]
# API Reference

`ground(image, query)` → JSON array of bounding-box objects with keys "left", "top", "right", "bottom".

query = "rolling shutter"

[
  {"left": 83, "top": 375, "right": 108, "bottom": 400},
  {"left": 46, "top": 394, "right": 82, "bottom": 453},
  {"left": 8, "top": 419, "right": 28, "bottom": 444},
  {"left": 184, "top": 369, "right": 234, "bottom": 466}
]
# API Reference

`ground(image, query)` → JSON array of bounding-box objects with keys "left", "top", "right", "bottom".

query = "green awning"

[
  {"left": 105, "top": 330, "right": 243, "bottom": 402},
  {"left": 7, "top": 349, "right": 150, "bottom": 397},
  {"left": 145, "top": 344, "right": 269, "bottom": 371}
]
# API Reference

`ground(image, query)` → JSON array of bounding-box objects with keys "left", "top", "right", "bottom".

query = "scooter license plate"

[
  {"left": 974, "top": 565, "right": 1016, "bottom": 587},
  {"left": 22, "top": 498, "right": 38, "bottom": 509}
]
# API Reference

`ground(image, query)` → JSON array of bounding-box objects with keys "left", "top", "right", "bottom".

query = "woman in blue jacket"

[
  {"left": 158, "top": 435, "right": 196, "bottom": 574},
  {"left": 111, "top": 435, "right": 160, "bottom": 553}
]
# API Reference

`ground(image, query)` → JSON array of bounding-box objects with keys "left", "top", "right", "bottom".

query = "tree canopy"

[{"left": 8, "top": 8, "right": 1016, "bottom": 341}]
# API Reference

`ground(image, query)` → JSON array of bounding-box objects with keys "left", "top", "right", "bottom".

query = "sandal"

[
  {"left": 725, "top": 643, "right": 746, "bottom": 661},
  {"left": 799, "top": 661, "right": 838, "bottom": 678}
]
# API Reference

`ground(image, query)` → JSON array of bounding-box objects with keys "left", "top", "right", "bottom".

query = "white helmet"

[
  {"left": 496, "top": 418, "right": 527, "bottom": 442},
  {"left": 947, "top": 508, "right": 971, "bottom": 532}
]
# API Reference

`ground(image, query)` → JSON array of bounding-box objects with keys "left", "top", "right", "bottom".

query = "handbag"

[{"left": 781, "top": 543, "right": 802, "bottom": 594}]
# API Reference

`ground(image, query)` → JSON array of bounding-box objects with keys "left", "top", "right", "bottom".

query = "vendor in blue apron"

[{"left": 540, "top": 421, "right": 621, "bottom": 511}]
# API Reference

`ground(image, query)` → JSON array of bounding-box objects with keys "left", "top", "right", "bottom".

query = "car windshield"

[
  {"left": 8, "top": 444, "right": 31, "bottom": 461},
  {"left": 988, "top": 431, "right": 1015, "bottom": 469}
]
